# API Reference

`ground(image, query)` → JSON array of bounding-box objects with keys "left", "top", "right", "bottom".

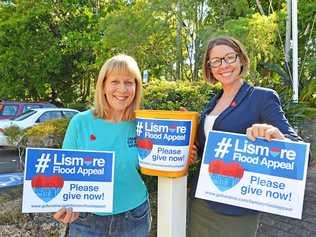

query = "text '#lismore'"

[
  {"left": 232, "top": 139, "right": 296, "bottom": 170},
  {"left": 44, "top": 153, "right": 105, "bottom": 176},
  {"left": 142, "top": 121, "right": 188, "bottom": 142}
]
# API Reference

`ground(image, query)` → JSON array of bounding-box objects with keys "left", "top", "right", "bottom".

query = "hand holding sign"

[
  {"left": 22, "top": 148, "right": 115, "bottom": 213},
  {"left": 53, "top": 207, "right": 79, "bottom": 224},
  {"left": 246, "top": 124, "right": 285, "bottom": 141},
  {"left": 195, "top": 130, "right": 310, "bottom": 219}
]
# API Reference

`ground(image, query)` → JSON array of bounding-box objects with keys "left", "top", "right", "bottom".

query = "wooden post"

[{"left": 157, "top": 176, "right": 187, "bottom": 237}]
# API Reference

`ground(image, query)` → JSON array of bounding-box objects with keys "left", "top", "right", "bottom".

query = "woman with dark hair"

[{"left": 188, "top": 36, "right": 300, "bottom": 237}]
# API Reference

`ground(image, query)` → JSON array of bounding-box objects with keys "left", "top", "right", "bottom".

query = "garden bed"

[{"left": 0, "top": 187, "right": 157, "bottom": 237}]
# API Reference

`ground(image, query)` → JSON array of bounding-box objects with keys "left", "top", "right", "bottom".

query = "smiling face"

[
  {"left": 104, "top": 72, "right": 136, "bottom": 115},
  {"left": 209, "top": 45, "right": 242, "bottom": 86}
]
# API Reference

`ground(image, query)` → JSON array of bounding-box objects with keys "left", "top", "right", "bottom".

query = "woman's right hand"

[{"left": 53, "top": 207, "right": 80, "bottom": 224}]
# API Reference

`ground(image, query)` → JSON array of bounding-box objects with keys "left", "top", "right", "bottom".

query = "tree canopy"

[{"left": 0, "top": 0, "right": 314, "bottom": 106}]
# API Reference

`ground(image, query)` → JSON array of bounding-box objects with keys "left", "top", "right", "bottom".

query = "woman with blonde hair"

[{"left": 53, "top": 54, "right": 151, "bottom": 237}]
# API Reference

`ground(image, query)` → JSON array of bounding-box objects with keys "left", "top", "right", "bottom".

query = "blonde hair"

[
  {"left": 94, "top": 54, "right": 142, "bottom": 121},
  {"left": 203, "top": 36, "right": 250, "bottom": 84}
]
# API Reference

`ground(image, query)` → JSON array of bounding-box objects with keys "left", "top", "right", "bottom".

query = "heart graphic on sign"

[
  {"left": 270, "top": 147, "right": 281, "bottom": 157},
  {"left": 31, "top": 175, "right": 64, "bottom": 202},
  {"left": 169, "top": 125, "right": 177, "bottom": 133},
  {"left": 136, "top": 138, "right": 153, "bottom": 160},
  {"left": 84, "top": 157, "right": 93, "bottom": 166},
  {"left": 208, "top": 160, "right": 244, "bottom": 192}
]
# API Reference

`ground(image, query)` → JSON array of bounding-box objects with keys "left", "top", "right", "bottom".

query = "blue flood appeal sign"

[
  {"left": 136, "top": 118, "right": 193, "bottom": 171},
  {"left": 22, "top": 147, "right": 115, "bottom": 213},
  {"left": 25, "top": 148, "right": 113, "bottom": 182},
  {"left": 136, "top": 118, "right": 191, "bottom": 146},
  {"left": 203, "top": 131, "right": 309, "bottom": 180},
  {"left": 195, "top": 131, "right": 310, "bottom": 219}
]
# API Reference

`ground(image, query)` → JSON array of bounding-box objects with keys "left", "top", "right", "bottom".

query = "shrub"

[
  {"left": 300, "top": 79, "right": 316, "bottom": 108},
  {"left": 142, "top": 79, "right": 221, "bottom": 112},
  {"left": 141, "top": 79, "right": 221, "bottom": 189},
  {"left": 22, "top": 118, "right": 70, "bottom": 148},
  {"left": 65, "top": 102, "right": 90, "bottom": 112},
  {"left": 3, "top": 119, "right": 70, "bottom": 169},
  {"left": 3, "top": 125, "right": 24, "bottom": 146}
]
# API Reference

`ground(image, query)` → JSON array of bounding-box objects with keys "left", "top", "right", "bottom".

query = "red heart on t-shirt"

[{"left": 90, "top": 134, "right": 96, "bottom": 141}]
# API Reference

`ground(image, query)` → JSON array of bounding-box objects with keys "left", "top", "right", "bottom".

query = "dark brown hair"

[{"left": 203, "top": 36, "right": 250, "bottom": 83}]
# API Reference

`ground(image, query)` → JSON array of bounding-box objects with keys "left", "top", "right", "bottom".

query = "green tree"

[
  {"left": 97, "top": 0, "right": 176, "bottom": 80},
  {"left": 0, "top": 0, "right": 100, "bottom": 104}
]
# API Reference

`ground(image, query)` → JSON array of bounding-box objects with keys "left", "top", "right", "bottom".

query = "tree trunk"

[
  {"left": 256, "top": 0, "right": 266, "bottom": 15},
  {"left": 175, "top": 0, "right": 182, "bottom": 81},
  {"left": 285, "top": 0, "right": 291, "bottom": 65}
]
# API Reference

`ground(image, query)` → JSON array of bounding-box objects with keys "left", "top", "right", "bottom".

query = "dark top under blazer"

[{"left": 192, "top": 82, "right": 299, "bottom": 216}]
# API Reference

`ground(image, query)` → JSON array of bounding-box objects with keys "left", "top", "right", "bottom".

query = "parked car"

[
  {"left": 0, "top": 108, "right": 79, "bottom": 147},
  {"left": 0, "top": 101, "right": 56, "bottom": 120}
]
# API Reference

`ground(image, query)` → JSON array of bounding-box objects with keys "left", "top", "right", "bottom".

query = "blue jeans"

[{"left": 68, "top": 200, "right": 151, "bottom": 237}]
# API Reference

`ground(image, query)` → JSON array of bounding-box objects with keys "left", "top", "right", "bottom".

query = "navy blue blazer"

[{"left": 193, "top": 82, "right": 299, "bottom": 215}]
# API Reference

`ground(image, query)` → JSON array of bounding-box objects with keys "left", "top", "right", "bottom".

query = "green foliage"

[
  {"left": 0, "top": 0, "right": 100, "bottom": 103},
  {"left": 301, "top": 79, "right": 316, "bottom": 107},
  {"left": 141, "top": 78, "right": 221, "bottom": 192},
  {"left": 97, "top": 0, "right": 175, "bottom": 79},
  {"left": 23, "top": 118, "right": 70, "bottom": 148},
  {"left": 0, "top": 0, "right": 314, "bottom": 113},
  {"left": 143, "top": 79, "right": 221, "bottom": 112},
  {"left": 3, "top": 125, "right": 23, "bottom": 145},
  {"left": 279, "top": 91, "right": 316, "bottom": 128},
  {"left": 298, "top": 1, "right": 316, "bottom": 81},
  {"left": 4, "top": 118, "right": 69, "bottom": 149},
  {"left": 66, "top": 102, "right": 90, "bottom": 112}
]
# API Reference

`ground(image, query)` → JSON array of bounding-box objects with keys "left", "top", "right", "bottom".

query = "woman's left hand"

[
  {"left": 246, "top": 123, "right": 285, "bottom": 141},
  {"left": 179, "top": 107, "right": 198, "bottom": 165},
  {"left": 188, "top": 144, "right": 198, "bottom": 165}
]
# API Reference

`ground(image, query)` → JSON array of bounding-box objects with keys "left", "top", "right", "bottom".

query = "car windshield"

[
  {"left": 0, "top": 104, "right": 18, "bottom": 116},
  {"left": 13, "top": 110, "right": 37, "bottom": 121}
]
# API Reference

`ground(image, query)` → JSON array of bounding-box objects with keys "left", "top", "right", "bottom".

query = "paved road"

[
  {"left": 0, "top": 148, "right": 19, "bottom": 173},
  {"left": 257, "top": 168, "right": 316, "bottom": 237},
  {"left": 0, "top": 172, "right": 23, "bottom": 188}
]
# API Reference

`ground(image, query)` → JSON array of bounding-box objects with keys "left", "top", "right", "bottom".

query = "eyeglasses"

[{"left": 208, "top": 53, "right": 238, "bottom": 68}]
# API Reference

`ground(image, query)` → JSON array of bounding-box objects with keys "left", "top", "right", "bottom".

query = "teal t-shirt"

[{"left": 62, "top": 110, "right": 148, "bottom": 215}]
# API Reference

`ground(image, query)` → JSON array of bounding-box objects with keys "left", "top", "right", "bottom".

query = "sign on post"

[
  {"left": 195, "top": 131, "right": 309, "bottom": 219},
  {"left": 22, "top": 148, "right": 115, "bottom": 213}
]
